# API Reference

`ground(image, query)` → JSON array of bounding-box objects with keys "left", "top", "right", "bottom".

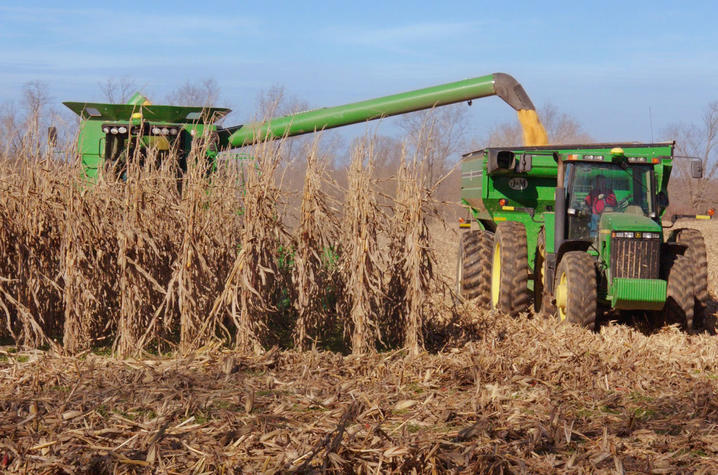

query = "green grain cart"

[
  {"left": 458, "top": 144, "right": 710, "bottom": 331},
  {"left": 63, "top": 73, "right": 536, "bottom": 179}
]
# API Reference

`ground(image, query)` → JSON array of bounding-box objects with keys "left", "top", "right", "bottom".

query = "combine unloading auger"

[{"left": 225, "top": 73, "right": 537, "bottom": 147}]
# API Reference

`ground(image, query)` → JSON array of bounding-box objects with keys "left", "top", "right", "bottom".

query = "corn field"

[
  {"left": 0, "top": 132, "right": 452, "bottom": 357},
  {"left": 2, "top": 130, "right": 718, "bottom": 473}
]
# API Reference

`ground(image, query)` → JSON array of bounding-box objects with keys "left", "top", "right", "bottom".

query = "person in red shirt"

[
  {"left": 585, "top": 174, "right": 617, "bottom": 213},
  {"left": 585, "top": 174, "right": 617, "bottom": 235}
]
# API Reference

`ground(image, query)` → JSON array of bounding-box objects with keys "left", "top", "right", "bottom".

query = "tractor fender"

[
  {"left": 556, "top": 240, "right": 593, "bottom": 266},
  {"left": 661, "top": 241, "right": 687, "bottom": 256},
  {"left": 545, "top": 240, "right": 593, "bottom": 296}
]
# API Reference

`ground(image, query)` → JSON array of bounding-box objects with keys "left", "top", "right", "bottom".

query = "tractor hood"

[{"left": 599, "top": 212, "right": 662, "bottom": 233}]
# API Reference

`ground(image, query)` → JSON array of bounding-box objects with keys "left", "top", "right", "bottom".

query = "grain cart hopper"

[
  {"left": 457, "top": 143, "right": 709, "bottom": 331},
  {"left": 63, "top": 73, "right": 538, "bottom": 179}
]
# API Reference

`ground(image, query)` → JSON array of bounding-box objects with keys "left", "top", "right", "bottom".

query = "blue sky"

[{"left": 1, "top": 0, "right": 716, "bottom": 144}]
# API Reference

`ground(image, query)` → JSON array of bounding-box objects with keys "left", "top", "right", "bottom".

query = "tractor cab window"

[{"left": 566, "top": 162, "right": 656, "bottom": 240}]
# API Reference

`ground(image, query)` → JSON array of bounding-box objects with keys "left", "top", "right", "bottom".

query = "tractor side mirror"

[
  {"left": 515, "top": 154, "right": 532, "bottom": 173},
  {"left": 690, "top": 159, "right": 703, "bottom": 179},
  {"left": 48, "top": 126, "right": 57, "bottom": 147}
]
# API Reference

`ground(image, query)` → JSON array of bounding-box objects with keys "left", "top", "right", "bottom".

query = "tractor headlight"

[
  {"left": 118, "top": 126, "right": 127, "bottom": 134},
  {"left": 612, "top": 231, "right": 660, "bottom": 239}
]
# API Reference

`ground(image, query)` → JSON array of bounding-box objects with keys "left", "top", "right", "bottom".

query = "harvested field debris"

[{"left": 2, "top": 311, "right": 718, "bottom": 472}]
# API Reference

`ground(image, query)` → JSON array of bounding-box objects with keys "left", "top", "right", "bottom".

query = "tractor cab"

[{"left": 564, "top": 155, "right": 659, "bottom": 241}]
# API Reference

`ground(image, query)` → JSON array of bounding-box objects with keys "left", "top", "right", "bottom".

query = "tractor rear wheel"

[
  {"left": 674, "top": 228, "right": 708, "bottom": 330},
  {"left": 660, "top": 253, "right": 695, "bottom": 331},
  {"left": 534, "top": 229, "right": 556, "bottom": 315},
  {"left": 457, "top": 230, "right": 492, "bottom": 306},
  {"left": 554, "top": 251, "right": 597, "bottom": 329},
  {"left": 490, "top": 222, "right": 530, "bottom": 315}
]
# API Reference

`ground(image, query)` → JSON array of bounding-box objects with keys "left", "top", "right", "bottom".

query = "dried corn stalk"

[
  {"left": 208, "top": 139, "right": 285, "bottom": 353},
  {"left": 340, "top": 139, "right": 384, "bottom": 354},
  {"left": 292, "top": 137, "right": 340, "bottom": 350}
]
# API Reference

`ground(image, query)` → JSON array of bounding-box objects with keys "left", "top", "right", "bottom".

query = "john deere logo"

[{"left": 508, "top": 177, "right": 528, "bottom": 191}]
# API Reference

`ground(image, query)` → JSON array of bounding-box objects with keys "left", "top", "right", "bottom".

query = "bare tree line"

[
  {"left": 663, "top": 102, "right": 718, "bottom": 213},
  {"left": 2, "top": 77, "right": 715, "bottom": 213}
]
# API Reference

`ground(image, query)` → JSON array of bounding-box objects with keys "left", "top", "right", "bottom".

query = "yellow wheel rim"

[
  {"left": 491, "top": 241, "right": 501, "bottom": 308},
  {"left": 555, "top": 271, "right": 568, "bottom": 321}
]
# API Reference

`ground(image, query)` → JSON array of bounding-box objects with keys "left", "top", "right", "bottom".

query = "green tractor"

[
  {"left": 458, "top": 143, "right": 710, "bottom": 331},
  {"left": 63, "top": 73, "right": 538, "bottom": 180}
]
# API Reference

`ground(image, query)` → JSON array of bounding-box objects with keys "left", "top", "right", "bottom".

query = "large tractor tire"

[
  {"left": 674, "top": 228, "right": 708, "bottom": 329},
  {"left": 490, "top": 221, "right": 530, "bottom": 315},
  {"left": 554, "top": 251, "right": 597, "bottom": 329},
  {"left": 457, "top": 230, "right": 492, "bottom": 307},
  {"left": 660, "top": 253, "right": 695, "bottom": 331},
  {"left": 534, "top": 229, "right": 556, "bottom": 315}
]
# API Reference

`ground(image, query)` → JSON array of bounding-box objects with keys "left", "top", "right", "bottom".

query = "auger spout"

[{"left": 227, "top": 72, "right": 536, "bottom": 147}]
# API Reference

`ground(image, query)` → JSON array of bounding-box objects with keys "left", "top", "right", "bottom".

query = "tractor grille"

[{"left": 610, "top": 236, "right": 660, "bottom": 279}]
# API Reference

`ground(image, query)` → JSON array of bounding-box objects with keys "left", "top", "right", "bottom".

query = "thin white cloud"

[
  {"left": 0, "top": 5, "right": 262, "bottom": 45},
  {"left": 325, "top": 21, "right": 481, "bottom": 52}
]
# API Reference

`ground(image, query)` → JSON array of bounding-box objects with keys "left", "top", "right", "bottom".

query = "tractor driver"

[{"left": 585, "top": 174, "right": 617, "bottom": 235}]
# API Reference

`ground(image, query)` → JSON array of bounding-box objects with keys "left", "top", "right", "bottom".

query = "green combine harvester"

[
  {"left": 458, "top": 144, "right": 710, "bottom": 331},
  {"left": 63, "top": 72, "right": 536, "bottom": 179}
]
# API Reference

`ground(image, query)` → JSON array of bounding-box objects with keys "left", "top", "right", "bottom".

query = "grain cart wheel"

[
  {"left": 674, "top": 229, "right": 708, "bottom": 330},
  {"left": 490, "top": 221, "right": 530, "bottom": 315},
  {"left": 660, "top": 253, "right": 695, "bottom": 331},
  {"left": 534, "top": 229, "right": 556, "bottom": 315},
  {"left": 554, "top": 251, "right": 597, "bottom": 329},
  {"left": 456, "top": 230, "right": 492, "bottom": 306},
  {"left": 457, "top": 231, "right": 480, "bottom": 299}
]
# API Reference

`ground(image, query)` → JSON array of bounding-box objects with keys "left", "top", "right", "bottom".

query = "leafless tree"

[
  {"left": 485, "top": 103, "right": 592, "bottom": 147},
  {"left": 254, "top": 84, "right": 309, "bottom": 120},
  {"left": 165, "top": 78, "right": 221, "bottom": 107},
  {"left": 663, "top": 101, "right": 718, "bottom": 211},
  {"left": 99, "top": 77, "right": 138, "bottom": 104},
  {"left": 399, "top": 104, "right": 469, "bottom": 186},
  {"left": 23, "top": 81, "right": 50, "bottom": 118},
  {"left": 0, "top": 81, "right": 55, "bottom": 157}
]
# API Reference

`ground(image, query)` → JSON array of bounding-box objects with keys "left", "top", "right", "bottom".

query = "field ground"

[{"left": 2, "top": 220, "right": 718, "bottom": 473}]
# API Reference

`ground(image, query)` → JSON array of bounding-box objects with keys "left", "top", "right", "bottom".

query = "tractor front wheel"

[{"left": 554, "top": 251, "right": 597, "bottom": 329}]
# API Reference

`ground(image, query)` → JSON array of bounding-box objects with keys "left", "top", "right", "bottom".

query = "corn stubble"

[{"left": 5, "top": 312, "right": 718, "bottom": 473}]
